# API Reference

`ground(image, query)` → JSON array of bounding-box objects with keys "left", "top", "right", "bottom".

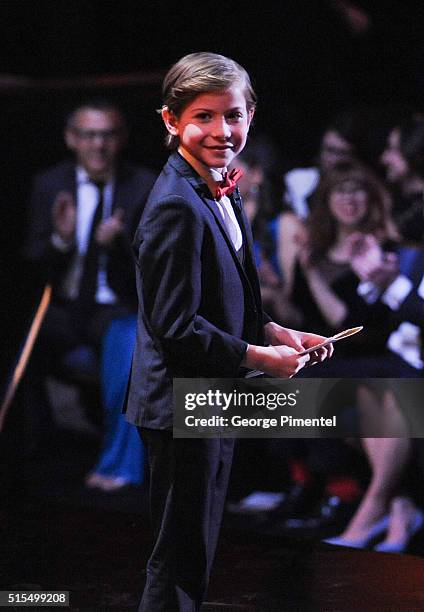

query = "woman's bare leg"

[{"left": 339, "top": 386, "right": 410, "bottom": 542}]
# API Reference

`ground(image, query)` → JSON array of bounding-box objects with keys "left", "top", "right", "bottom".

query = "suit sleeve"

[
  {"left": 262, "top": 311, "right": 273, "bottom": 326},
  {"left": 378, "top": 273, "right": 424, "bottom": 328},
  {"left": 391, "top": 291, "right": 424, "bottom": 328},
  {"left": 137, "top": 196, "right": 248, "bottom": 377}
]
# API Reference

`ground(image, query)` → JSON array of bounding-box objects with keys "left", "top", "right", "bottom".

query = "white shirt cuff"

[
  {"left": 357, "top": 281, "right": 380, "bottom": 304},
  {"left": 51, "top": 232, "right": 74, "bottom": 252},
  {"left": 417, "top": 276, "right": 424, "bottom": 300},
  {"left": 381, "top": 275, "right": 413, "bottom": 310}
]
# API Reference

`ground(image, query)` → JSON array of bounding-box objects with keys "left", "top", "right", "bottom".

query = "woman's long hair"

[{"left": 308, "top": 163, "right": 392, "bottom": 262}]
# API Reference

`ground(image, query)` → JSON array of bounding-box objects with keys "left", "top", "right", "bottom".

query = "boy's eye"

[
  {"left": 226, "top": 111, "right": 244, "bottom": 121},
  {"left": 195, "top": 112, "right": 212, "bottom": 120}
]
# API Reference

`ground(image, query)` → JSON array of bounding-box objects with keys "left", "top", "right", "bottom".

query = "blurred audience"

[
  {"left": 86, "top": 315, "right": 143, "bottom": 491},
  {"left": 330, "top": 120, "right": 424, "bottom": 550},
  {"left": 7, "top": 94, "right": 424, "bottom": 549},
  {"left": 277, "top": 108, "right": 393, "bottom": 294},
  {"left": 282, "top": 154, "right": 424, "bottom": 545},
  {"left": 231, "top": 137, "right": 301, "bottom": 326},
  {"left": 325, "top": 381, "right": 424, "bottom": 553},
  {"left": 16, "top": 98, "right": 155, "bottom": 490},
  {"left": 290, "top": 162, "right": 399, "bottom": 375},
  {"left": 231, "top": 160, "right": 424, "bottom": 540},
  {"left": 284, "top": 111, "right": 362, "bottom": 220},
  {"left": 381, "top": 115, "right": 424, "bottom": 245},
  {"left": 348, "top": 115, "right": 424, "bottom": 376}
]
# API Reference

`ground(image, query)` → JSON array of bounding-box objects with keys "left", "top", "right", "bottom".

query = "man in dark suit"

[
  {"left": 351, "top": 234, "right": 424, "bottom": 374},
  {"left": 21, "top": 99, "right": 156, "bottom": 449}
]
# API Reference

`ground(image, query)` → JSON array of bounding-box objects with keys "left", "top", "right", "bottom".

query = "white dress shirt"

[{"left": 358, "top": 274, "right": 422, "bottom": 369}]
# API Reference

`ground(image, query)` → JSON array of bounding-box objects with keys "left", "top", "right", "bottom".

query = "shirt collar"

[
  {"left": 76, "top": 166, "right": 90, "bottom": 185},
  {"left": 177, "top": 147, "right": 226, "bottom": 198},
  {"left": 76, "top": 166, "right": 115, "bottom": 186}
]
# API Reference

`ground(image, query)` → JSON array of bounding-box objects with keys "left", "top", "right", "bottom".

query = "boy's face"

[{"left": 164, "top": 86, "right": 253, "bottom": 170}]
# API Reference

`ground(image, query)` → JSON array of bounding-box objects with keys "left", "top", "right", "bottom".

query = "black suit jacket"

[
  {"left": 125, "top": 152, "right": 270, "bottom": 429},
  {"left": 396, "top": 290, "right": 424, "bottom": 327},
  {"left": 24, "top": 159, "right": 156, "bottom": 307},
  {"left": 390, "top": 247, "right": 424, "bottom": 330}
]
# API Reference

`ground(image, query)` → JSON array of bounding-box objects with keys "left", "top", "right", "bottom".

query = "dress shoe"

[
  {"left": 374, "top": 509, "right": 424, "bottom": 553},
  {"left": 323, "top": 514, "right": 390, "bottom": 549},
  {"left": 85, "top": 473, "right": 104, "bottom": 488},
  {"left": 284, "top": 495, "right": 359, "bottom": 533},
  {"left": 226, "top": 491, "right": 286, "bottom": 514},
  {"left": 85, "top": 473, "right": 131, "bottom": 492}
]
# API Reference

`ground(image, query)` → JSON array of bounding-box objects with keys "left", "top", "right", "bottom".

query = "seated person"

[
  {"left": 325, "top": 381, "right": 424, "bottom": 553},
  {"left": 85, "top": 315, "right": 144, "bottom": 492},
  {"left": 381, "top": 115, "right": 424, "bottom": 246},
  {"left": 19, "top": 98, "right": 156, "bottom": 454},
  {"left": 284, "top": 111, "right": 361, "bottom": 219},
  {"left": 289, "top": 163, "right": 398, "bottom": 376},
  {"left": 278, "top": 110, "right": 390, "bottom": 295}
]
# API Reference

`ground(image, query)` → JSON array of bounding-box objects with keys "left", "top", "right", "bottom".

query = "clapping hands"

[
  {"left": 95, "top": 208, "right": 125, "bottom": 247},
  {"left": 347, "top": 232, "right": 399, "bottom": 289},
  {"left": 52, "top": 191, "right": 76, "bottom": 244}
]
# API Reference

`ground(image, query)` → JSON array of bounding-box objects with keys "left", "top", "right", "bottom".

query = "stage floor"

[
  {"left": 3, "top": 500, "right": 424, "bottom": 611},
  {"left": 2, "top": 428, "right": 424, "bottom": 610}
]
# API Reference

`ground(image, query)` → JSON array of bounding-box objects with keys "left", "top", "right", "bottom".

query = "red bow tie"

[{"left": 215, "top": 168, "right": 244, "bottom": 199}]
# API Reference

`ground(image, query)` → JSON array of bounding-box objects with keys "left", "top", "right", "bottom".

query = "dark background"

[{"left": 1, "top": 0, "right": 423, "bottom": 382}]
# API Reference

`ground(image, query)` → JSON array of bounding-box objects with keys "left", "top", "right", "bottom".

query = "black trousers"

[{"left": 138, "top": 428, "right": 235, "bottom": 612}]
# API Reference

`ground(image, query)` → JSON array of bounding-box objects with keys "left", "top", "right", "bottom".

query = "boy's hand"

[
  {"left": 264, "top": 322, "right": 333, "bottom": 364},
  {"left": 242, "top": 343, "right": 310, "bottom": 378},
  {"left": 267, "top": 345, "right": 311, "bottom": 377}
]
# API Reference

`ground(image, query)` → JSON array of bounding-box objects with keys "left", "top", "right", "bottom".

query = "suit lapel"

[
  {"left": 230, "top": 187, "right": 263, "bottom": 310},
  {"left": 169, "top": 153, "right": 240, "bottom": 256},
  {"left": 193, "top": 183, "right": 260, "bottom": 308},
  {"left": 168, "top": 152, "right": 260, "bottom": 301},
  {"left": 201, "top": 193, "right": 238, "bottom": 248},
  {"left": 60, "top": 161, "right": 77, "bottom": 198},
  {"left": 231, "top": 187, "right": 255, "bottom": 263},
  {"left": 112, "top": 165, "right": 133, "bottom": 218}
]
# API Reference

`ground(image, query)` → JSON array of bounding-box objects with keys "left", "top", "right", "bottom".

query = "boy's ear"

[
  {"left": 247, "top": 108, "right": 255, "bottom": 127},
  {"left": 161, "top": 106, "right": 179, "bottom": 136}
]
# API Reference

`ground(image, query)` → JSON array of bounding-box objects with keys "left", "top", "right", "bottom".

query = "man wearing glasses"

[{"left": 22, "top": 99, "right": 155, "bottom": 453}]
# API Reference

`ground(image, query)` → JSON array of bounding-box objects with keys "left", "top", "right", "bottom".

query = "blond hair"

[{"left": 161, "top": 52, "right": 257, "bottom": 149}]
